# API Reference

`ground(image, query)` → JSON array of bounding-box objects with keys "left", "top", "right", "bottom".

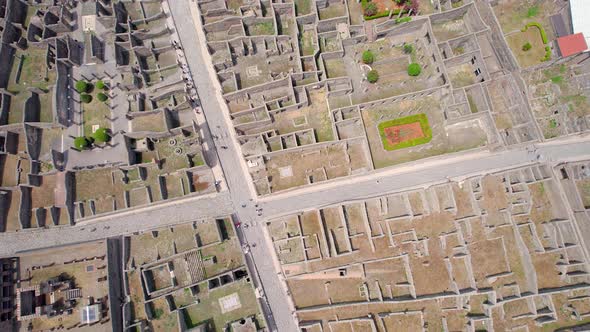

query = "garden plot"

[{"left": 362, "top": 96, "right": 488, "bottom": 168}]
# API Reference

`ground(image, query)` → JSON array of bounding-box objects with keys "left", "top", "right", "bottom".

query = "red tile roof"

[{"left": 557, "top": 33, "right": 588, "bottom": 57}]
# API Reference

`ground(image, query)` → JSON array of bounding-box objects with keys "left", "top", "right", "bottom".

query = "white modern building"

[{"left": 570, "top": 0, "right": 590, "bottom": 48}]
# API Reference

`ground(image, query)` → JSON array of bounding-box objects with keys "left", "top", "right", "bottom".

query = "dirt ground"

[{"left": 383, "top": 121, "right": 424, "bottom": 146}]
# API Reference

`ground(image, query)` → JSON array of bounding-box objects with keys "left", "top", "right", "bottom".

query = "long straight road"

[
  {"left": 260, "top": 138, "right": 590, "bottom": 218},
  {"left": 0, "top": 192, "right": 233, "bottom": 256},
  {"left": 167, "top": 1, "right": 299, "bottom": 331}
]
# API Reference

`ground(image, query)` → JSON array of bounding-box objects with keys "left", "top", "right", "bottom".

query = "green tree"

[
  {"left": 362, "top": 50, "right": 375, "bottom": 64},
  {"left": 97, "top": 92, "right": 108, "bottom": 102},
  {"left": 367, "top": 70, "right": 379, "bottom": 83},
  {"left": 522, "top": 42, "right": 532, "bottom": 51},
  {"left": 74, "top": 136, "right": 91, "bottom": 150},
  {"left": 92, "top": 127, "right": 110, "bottom": 143},
  {"left": 75, "top": 81, "right": 88, "bottom": 94},
  {"left": 407, "top": 63, "right": 421, "bottom": 76},
  {"left": 364, "top": 2, "right": 378, "bottom": 16},
  {"left": 80, "top": 94, "right": 93, "bottom": 103}
]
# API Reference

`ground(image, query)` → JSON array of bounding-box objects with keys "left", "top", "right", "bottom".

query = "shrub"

[
  {"left": 74, "top": 136, "right": 90, "bottom": 150},
  {"left": 364, "top": 2, "right": 378, "bottom": 16},
  {"left": 97, "top": 92, "right": 108, "bottom": 102},
  {"left": 522, "top": 42, "right": 532, "bottom": 51},
  {"left": 362, "top": 50, "right": 375, "bottom": 64},
  {"left": 92, "top": 127, "right": 110, "bottom": 143},
  {"left": 542, "top": 46, "right": 551, "bottom": 61},
  {"left": 96, "top": 80, "right": 107, "bottom": 90},
  {"left": 403, "top": 44, "right": 414, "bottom": 54},
  {"left": 407, "top": 63, "right": 421, "bottom": 76},
  {"left": 80, "top": 94, "right": 92, "bottom": 103},
  {"left": 367, "top": 70, "right": 379, "bottom": 83},
  {"left": 523, "top": 22, "right": 548, "bottom": 44},
  {"left": 75, "top": 81, "right": 88, "bottom": 93}
]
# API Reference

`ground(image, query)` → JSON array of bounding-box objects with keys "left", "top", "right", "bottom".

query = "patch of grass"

[
  {"left": 467, "top": 95, "right": 478, "bottom": 113},
  {"left": 300, "top": 30, "right": 315, "bottom": 56},
  {"left": 452, "top": 0, "right": 464, "bottom": 8},
  {"left": 526, "top": 5, "right": 539, "bottom": 18},
  {"left": 453, "top": 46, "right": 465, "bottom": 55},
  {"left": 550, "top": 75, "right": 563, "bottom": 83},
  {"left": 378, "top": 113, "right": 432, "bottom": 151},
  {"left": 249, "top": 21, "right": 274, "bottom": 35},
  {"left": 549, "top": 119, "right": 557, "bottom": 128},
  {"left": 560, "top": 64, "right": 567, "bottom": 73},
  {"left": 153, "top": 308, "right": 164, "bottom": 320},
  {"left": 295, "top": 0, "right": 312, "bottom": 15},
  {"left": 395, "top": 16, "right": 412, "bottom": 24}
]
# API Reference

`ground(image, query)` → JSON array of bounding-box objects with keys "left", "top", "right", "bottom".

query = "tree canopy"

[
  {"left": 367, "top": 70, "right": 379, "bottom": 83},
  {"left": 92, "top": 127, "right": 109, "bottom": 143},
  {"left": 407, "top": 63, "right": 422, "bottom": 76},
  {"left": 74, "top": 136, "right": 90, "bottom": 150}
]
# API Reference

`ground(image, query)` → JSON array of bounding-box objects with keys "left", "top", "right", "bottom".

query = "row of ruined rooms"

[
  {"left": 0, "top": 124, "right": 213, "bottom": 232},
  {"left": 269, "top": 165, "right": 590, "bottom": 302},
  {"left": 296, "top": 287, "right": 590, "bottom": 332},
  {"left": 205, "top": 5, "right": 490, "bottom": 94}
]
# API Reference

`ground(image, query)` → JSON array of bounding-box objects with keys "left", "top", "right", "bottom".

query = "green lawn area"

[{"left": 378, "top": 113, "right": 432, "bottom": 151}]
